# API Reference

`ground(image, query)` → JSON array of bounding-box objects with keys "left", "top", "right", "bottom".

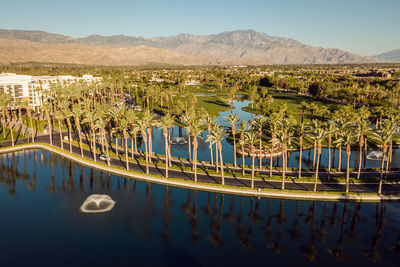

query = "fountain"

[
  {"left": 170, "top": 137, "right": 188, "bottom": 145},
  {"left": 366, "top": 151, "right": 387, "bottom": 161},
  {"left": 80, "top": 194, "right": 116, "bottom": 213}
]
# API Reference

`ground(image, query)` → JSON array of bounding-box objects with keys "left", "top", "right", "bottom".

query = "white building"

[{"left": 0, "top": 73, "right": 102, "bottom": 110}]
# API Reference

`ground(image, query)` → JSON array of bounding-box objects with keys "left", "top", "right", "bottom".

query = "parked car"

[{"left": 100, "top": 154, "right": 110, "bottom": 161}]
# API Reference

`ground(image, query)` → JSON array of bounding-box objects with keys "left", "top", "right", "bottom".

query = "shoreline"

[{"left": 1, "top": 143, "right": 400, "bottom": 202}]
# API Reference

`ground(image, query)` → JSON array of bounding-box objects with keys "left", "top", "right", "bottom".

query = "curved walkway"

[{"left": 1, "top": 141, "right": 400, "bottom": 202}]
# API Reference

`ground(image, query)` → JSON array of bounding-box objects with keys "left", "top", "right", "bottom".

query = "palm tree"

[
  {"left": 297, "top": 121, "right": 306, "bottom": 179},
  {"left": 125, "top": 109, "right": 137, "bottom": 159},
  {"left": 309, "top": 122, "right": 327, "bottom": 191},
  {"left": 142, "top": 109, "right": 154, "bottom": 163},
  {"left": 135, "top": 117, "right": 150, "bottom": 174},
  {"left": 370, "top": 119, "right": 397, "bottom": 194},
  {"left": 342, "top": 127, "right": 357, "bottom": 193},
  {"left": 157, "top": 113, "right": 175, "bottom": 178},
  {"left": 119, "top": 118, "right": 130, "bottom": 170},
  {"left": 83, "top": 110, "right": 99, "bottom": 162},
  {"left": 244, "top": 131, "right": 258, "bottom": 188},
  {"left": 356, "top": 120, "right": 370, "bottom": 179},
  {"left": 23, "top": 100, "right": 35, "bottom": 143},
  {"left": 95, "top": 116, "right": 111, "bottom": 166},
  {"left": 225, "top": 113, "right": 240, "bottom": 167},
  {"left": 53, "top": 109, "right": 64, "bottom": 150},
  {"left": 202, "top": 114, "right": 216, "bottom": 165},
  {"left": 71, "top": 103, "right": 84, "bottom": 157},
  {"left": 206, "top": 125, "right": 227, "bottom": 185},
  {"left": 190, "top": 119, "right": 203, "bottom": 182},
  {"left": 238, "top": 120, "right": 250, "bottom": 175},
  {"left": 182, "top": 110, "right": 195, "bottom": 161},
  {"left": 250, "top": 116, "right": 266, "bottom": 169},
  {"left": 43, "top": 103, "right": 53, "bottom": 146},
  {"left": 326, "top": 122, "right": 337, "bottom": 178},
  {"left": 274, "top": 117, "right": 294, "bottom": 190}
]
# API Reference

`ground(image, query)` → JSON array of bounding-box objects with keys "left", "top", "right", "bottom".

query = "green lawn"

[
  {"left": 0, "top": 126, "right": 25, "bottom": 141},
  {"left": 244, "top": 88, "right": 344, "bottom": 123}
]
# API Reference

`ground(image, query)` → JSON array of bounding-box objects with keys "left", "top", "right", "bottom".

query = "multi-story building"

[{"left": 0, "top": 73, "right": 102, "bottom": 110}]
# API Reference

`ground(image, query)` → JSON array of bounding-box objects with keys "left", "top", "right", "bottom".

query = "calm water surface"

[{"left": 1, "top": 149, "right": 400, "bottom": 266}]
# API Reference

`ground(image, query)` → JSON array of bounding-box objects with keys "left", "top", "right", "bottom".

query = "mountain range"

[
  {"left": 0, "top": 29, "right": 383, "bottom": 65},
  {"left": 373, "top": 49, "right": 400, "bottom": 62}
]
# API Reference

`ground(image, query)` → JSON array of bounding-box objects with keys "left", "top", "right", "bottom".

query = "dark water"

[{"left": 1, "top": 149, "right": 400, "bottom": 266}]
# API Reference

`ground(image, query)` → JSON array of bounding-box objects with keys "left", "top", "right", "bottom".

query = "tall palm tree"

[
  {"left": 326, "top": 122, "right": 337, "bottom": 178},
  {"left": 250, "top": 116, "right": 266, "bottom": 169},
  {"left": 157, "top": 113, "right": 175, "bottom": 178},
  {"left": 342, "top": 127, "right": 357, "bottom": 193},
  {"left": 244, "top": 131, "right": 258, "bottom": 188},
  {"left": 370, "top": 119, "right": 397, "bottom": 194},
  {"left": 238, "top": 120, "right": 250, "bottom": 175},
  {"left": 119, "top": 118, "right": 130, "bottom": 170},
  {"left": 125, "top": 109, "right": 138, "bottom": 159},
  {"left": 23, "top": 100, "right": 35, "bottom": 143},
  {"left": 71, "top": 103, "right": 84, "bottom": 157},
  {"left": 225, "top": 113, "right": 240, "bottom": 167},
  {"left": 43, "top": 103, "right": 53, "bottom": 146},
  {"left": 190, "top": 119, "right": 203, "bottom": 182},
  {"left": 83, "top": 109, "right": 99, "bottom": 161},
  {"left": 53, "top": 109, "right": 64, "bottom": 150},
  {"left": 206, "top": 125, "right": 227, "bottom": 185},
  {"left": 297, "top": 121, "right": 306, "bottom": 179},
  {"left": 135, "top": 117, "right": 150, "bottom": 174},
  {"left": 95, "top": 116, "right": 111, "bottom": 166},
  {"left": 274, "top": 117, "right": 294, "bottom": 190},
  {"left": 309, "top": 122, "right": 327, "bottom": 192},
  {"left": 142, "top": 109, "right": 154, "bottom": 163},
  {"left": 356, "top": 120, "right": 370, "bottom": 179},
  {"left": 182, "top": 110, "right": 195, "bottom": 161},
  {"left": 202, "top": 113, "right": 216, "bottom": 165}
]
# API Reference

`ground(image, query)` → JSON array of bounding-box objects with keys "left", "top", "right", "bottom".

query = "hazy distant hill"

[
  {"left": 0, "top": 29, "right": 379, "bottom": 65},
  {"left": 373, "top": 49, "right": 400, "bottom": 62},
  {"left": 0, "top": 38, "right": 203, "bottom": 66}
]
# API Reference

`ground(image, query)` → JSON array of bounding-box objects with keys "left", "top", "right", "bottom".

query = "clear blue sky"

[{"left": 1, "top": 0, "right": 399, "bottom": 56}]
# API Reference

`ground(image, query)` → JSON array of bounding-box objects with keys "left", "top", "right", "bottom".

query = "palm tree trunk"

[
  {"left": 92, "top": 129, "right": 97, "bottom": 162},
  {"left": 259, "top": 135, "right": 262, "bottom": 169},
  {"left": 130, "top": 135, "right": 134, "bottom": 159},
  {"left": 58, "top": 119, "right": 63, "bottom": 150},
  {"left": 215, "top": 143, "right": 219, "bottom": 173},
  {"left": 314, "top": 150, "right": 321, "bottom": 192},
  {"left": 143, "top": 133, "right": 149, "bottom": 174},
  {"left": 357, "top": 144, "right": 362, "bottom": 179},
  {"left": 28, "top": 111, "right": 34, "bottom": 142},
  {"left": 338, "top": 146, "right": 342, "bottom": 172},
  {"left": 47, "top": 112, "right": 53, "bottom": 146},
  {"left": 346, "top": 149, "right": 351, "bottom": 193},
  {"left": 233, "top": 131, "right": 237, "bottom": 168},
  {"left": 251, "top": 152, "right": 255, "bottom": 188},
  {"left": 124, "top": 133, "right": 129, "bottom": 170},
  {"left": 328, "top": 137, "right": 331, "bottom": 178},
  {"left": 164, "top": 128, "right": 168, "bottom": 178},
  {"left": 77, "top": 124, "right": 83, "bottom": 157},
  {"left": 378, "top": 148, "right": 387, "bottom": 195},
  {"left": 298, "top": 136, "right": 302, "bottom": 179},
  {"left": 281, "top": 146, "right": 286, "bottom": 190},
  {"left": 242, "top": 142, "right": 245, "bottom": 176},
  {"left": 115, "top": 133, "right": 119, "bottom": 156},
  {"left": 194, "top": 145, "right": 198, "bottom": 182},
  {"left": 103, "top": 129, "right": 110, "bottom": 166},
  {"left": 148, "top": 127, "right": 152, "bottom": 163},
  {"left": 219, "top": 144, "right": 224, "bottom": 185},
  {"left": 312, "top": 141, "right": 316, "bottom": 170}
]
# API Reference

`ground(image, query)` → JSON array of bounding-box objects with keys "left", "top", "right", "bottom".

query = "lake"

[{"left": 1, "top": 149, "right": 400, "bottom": 266}]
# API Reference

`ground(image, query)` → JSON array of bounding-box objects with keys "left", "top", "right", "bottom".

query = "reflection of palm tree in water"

[
  {"left": 28, "top": 151, "right": 37, "bottom": 190},
  {"left": 288, "top": 201, "right": 302, "bottom": 241},
  {"left": 242, "top": 197, "right": 255, "bottom": 250},
  {"left": 268, "top": 200, "right": 286, "bottom": 253},
  {"left": 328, "top": 203, "right": 348, "bottom": 260},
  {"left": 206, "top": 195, "right": 224, "bottom": 247},
  {"left": 161, "top": 186, "right": 172, "bottom": 244},
  {"left": 223, "top": 196, "right": 235, "bottom": 224},
  {"left": 329, "top": 203, "right": 338, "bottom": 227},
  {"left": 348, "top": 203, "right": 361, "bottom": 242},
  {"left": 9, "top": 153, "right": 17, "bottom": 195},
  {"left": 46, "top": 153, "right": 55, "bottom": 193},
  {"left": 189, "top": 191, "right": 199, "bottom": 245},
  {"left": 80, "top": 166, "right": 84, "bottom": 192},
  {"left": 318, "top": 202, "right": 328, "bottom": 244},
  {"left": 235, "top": 196, "right": 245, "bottom": 244},
  {"left": 61, "top": 157, "right": 66, "bottom": 192},
  {"left": 68, "top": 160, "right": 75, "bottom": 192},
  {"left": 364, "top": 203, "right": 385, "bottom": 263},
  {"left": 301, "top": 202, "right": 318, "bottom": 261}
]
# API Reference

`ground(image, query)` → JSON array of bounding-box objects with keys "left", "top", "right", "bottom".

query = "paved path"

[{"left": 1, "top": 131, "right": 400, "bottom": 195}]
